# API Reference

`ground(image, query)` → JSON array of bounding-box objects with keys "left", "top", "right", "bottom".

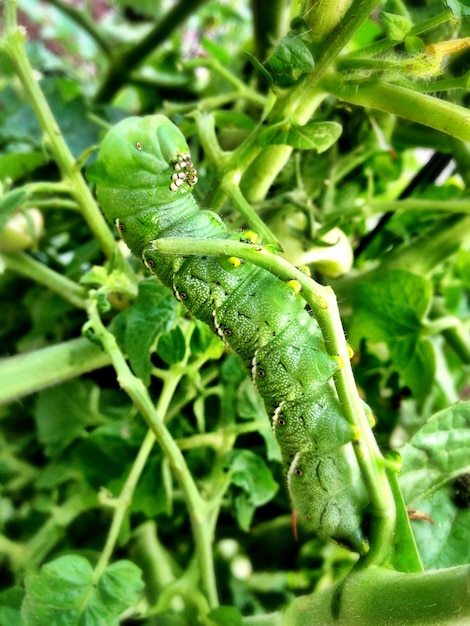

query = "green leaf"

[
  {"left": 0, "top": 188, "right": 30, "bottom": 230},
  {"left": 391, "top": 337, "right": 435, "bottom": 398},
  {"left": 124, "top": 279, "right": 178, "bottom": 385},
  {"left": 0, "top": 587, "right": 24, "bottom": 626},
  {"left": 213, "top": 110, "right": 257, "bottom": 132},
  {"left": 0, "top": 153, "right": 47, "bottom": 183},
  {"left": 21, "top": 555, "right": 143, "bottom": 626},
  {"left": 258, "top": 120, "right": 342, "bottom": 152},
  {"left": 263, "top": 32, "right": 315, "bottom": 87},
  {"left": 229, "top": 449, "right": 278, "bottom": 513},
  {"left": 349, "top": 270, "right": 433, "bottom": 396},
  {"left": 207, "top": 605, "right": 244, "bottom": 625},
  {"left": 34, "top": 380, "right": 105, "bottom": 458},
  {"left": 398, "top": 401, "right": 470, "bottom": 568},
  {"left": 234, "top": 491, "right": 256, "bottom": 531},
  {"left": 379, "top": 11, "right": 412, "bottom": 41},
  {"left": 189, "top": 319, "right": 224, "bottom": 358},
  {"left": 157, "top": 326, "right": 186, "bottom": 365}
]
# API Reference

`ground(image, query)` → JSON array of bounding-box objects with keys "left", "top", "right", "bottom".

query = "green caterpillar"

[{"left": 87, "top": 115, "right": 368, "bottom": 554}]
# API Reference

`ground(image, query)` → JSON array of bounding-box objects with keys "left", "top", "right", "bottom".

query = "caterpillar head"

[
  {"left": 87, "top": 115, "right": 199, "bottom": 258},
  {"left": 87, "top": 115, "right": 195, "bottom": 190}
]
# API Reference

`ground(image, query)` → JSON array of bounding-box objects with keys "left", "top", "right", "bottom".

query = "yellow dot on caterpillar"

[
  {"left": 333, "top": 355, "right": 345, "bottom": 369},
  {"left": 297, "top": 264, "right": 311, "bottom": 277},
  {"left": 351, "top": 425, "right": 361, "bottom": 442},
  {"left": 244, "top": 230, "right": 259, "bottom": 244},
  {"left": 228, "top": 256, "right": 242, "bottom": 267},
  {"left": 346, "top": 344, "right": 355, "bottom": 359},
  {"left": 286, "top": 279, "right": 302, "bottom": 294}
]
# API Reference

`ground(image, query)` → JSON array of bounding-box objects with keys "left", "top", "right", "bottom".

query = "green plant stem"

[
  {"left": 192, "top": 112, "right": 279, "bottom": 245},
  {"left": 131, "top": 521, "right": 182, "bottom": 609},
  {"left": 322, "top": 74, "right": 470, "bottom": 143},
  {"left": 85, "top": 297, "right": 219, "bottom": 608},
  {"left": 430, "top": 299, "right": 470, "bottom": 364},
  {"left": 0, "top": 337, "right": 111, "bottom": 405},
  {"left": 8, "top": 493, "right": 96, "bottom": 572},
  {"left": 183, "top": 57, "right": 266, "bottom": 108},
  {"left": 303, "top": 0, "right": 381, "bottom": 79},
  {"left": 342, "top": 9, "right": 454, "bottom": 61},
  {"left": 222, "top": 182, "right": 280, "bottom": 247},
  {"left": 3, "top": 12, "right": 116, "bottom": 258},
  {"left": 176, "top": 421, "right": 270, "bottom": 451},
  {"left": 2, "top": 252, "right": 89, "bottom": 309},
  {"left": 94, "top": 0, "right": 208, "bottom": 103},
  {"left": 25, "top": 198, "right": 79, "bottom": 211},
  {"left": 165, "top": 91, "right": 263, "bottom": 116},
  {"left": 94, "top": 429, "right": 157, "bottom": 580},
  {"left": 94, "top": 352, "right": 189, "bottom": 580},
  {"left": 379, "top": 213, "right": 470, "bottom": 275},
  {"left": 151, "top": 236, "right": 397, "bottom": 565},
  {"left": 281, "top": 565, "right": 470, "bottom": 625}
]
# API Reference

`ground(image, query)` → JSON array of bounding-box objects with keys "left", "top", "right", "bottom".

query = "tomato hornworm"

[{"left": 87, "top": 115, "right": 368, "bottom": 554}]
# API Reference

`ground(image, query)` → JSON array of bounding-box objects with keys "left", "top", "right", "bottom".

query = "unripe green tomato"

[{"left": 0, "top": 208, "right": 44, "bottom": 253}]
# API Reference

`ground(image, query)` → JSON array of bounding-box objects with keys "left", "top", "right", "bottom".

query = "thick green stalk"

[
  {"left": 322, "top": 74, "right": 470, "bottom": 143},
  {"left": 2, "top": 252, "right": 89, "bottom": 309},
  {"left": 301, "top": 0, "right": 381, "bottom": 82},
  {"left": 281, "top": 565, "right": 470, "bottom": 625},
  {"left": 240, "top": 0, "right": 382, "bottom": 203},
  {"left": 2, "top": 15, "right": 116, "bottom": 258},
  {"left": 0, "top": 337, "right": 111, "bottom": 405},
  {"left": 303, "top": 0, "right": 353, "bottom": 47}
]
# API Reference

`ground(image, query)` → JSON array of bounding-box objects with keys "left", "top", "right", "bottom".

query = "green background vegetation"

[{"left": 1, "top": 0, "right": 470, "bottom": 624}]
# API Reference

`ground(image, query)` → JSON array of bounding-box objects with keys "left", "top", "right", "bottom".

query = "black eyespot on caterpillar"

[{"left": 87, "top": 114, "right": 368, "bottom": 555}]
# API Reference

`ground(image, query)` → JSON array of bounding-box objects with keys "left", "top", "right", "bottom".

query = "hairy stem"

[
  {"left": 322, "top": 74, "right": 470, "bottom": 143},
  {"left": 0, "top": 337, "right": 111, "bottom": 405},
  {"left": 2, "top": 252, "right": 89, "bottom": 309},
  {"left": 282, "top": 565, "right": 470, "bottom": 625},
  {"left": 85, "top": 297, "right": 219, "bottom": 608}
]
